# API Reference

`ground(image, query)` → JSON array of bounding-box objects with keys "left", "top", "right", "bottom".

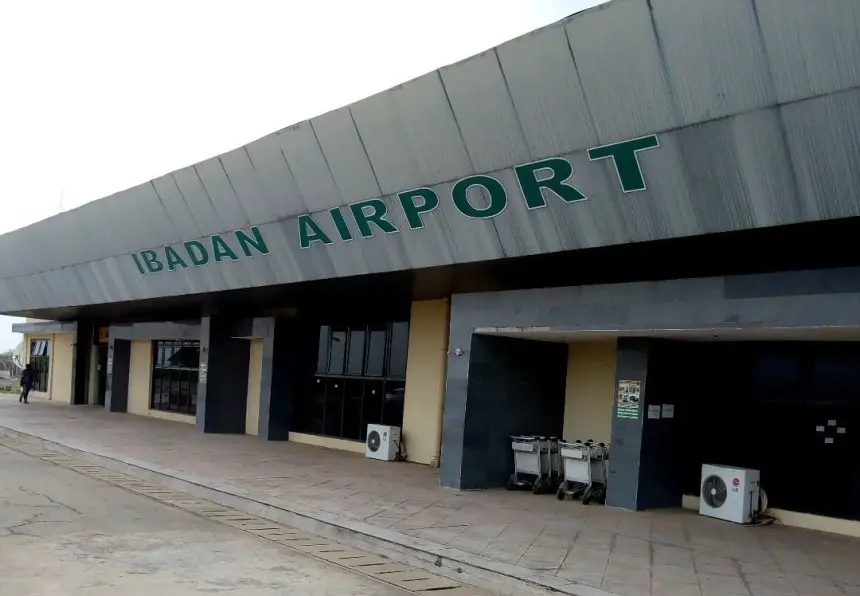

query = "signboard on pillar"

[{"left": 616, "top": 379, "right": 641, "bottom": 420}]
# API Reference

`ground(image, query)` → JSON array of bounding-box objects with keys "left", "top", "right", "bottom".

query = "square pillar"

[
  {"left": 255, "top": 316, "right": 317, "bottom": 440},
  {"left": 606, "top": 338, "right": 683, "bottom": 511},
  {"left": 71, "top": 320, "right": 94, "bottom": 405},
  {"left": 105, "top": 338, "right": 131, "bottom": 413},
  {"left": 440, "top": 334, "right": 568, "bottom": 489},
  {"left": 196, "top": 315, "right": 251, "bottom": 434}
]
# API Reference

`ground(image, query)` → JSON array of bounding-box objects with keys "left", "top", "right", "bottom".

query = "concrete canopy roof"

[{"left": 1, "top": 0, "right": 860, "bottom": 319}]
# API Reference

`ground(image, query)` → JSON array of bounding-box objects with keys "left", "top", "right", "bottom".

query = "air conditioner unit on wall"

[
  {"left": 699, "top": 464, "right": 761, "bottom": 525},
  {"left": 366, "top": 424, "right": 401, "bottom": 462}
]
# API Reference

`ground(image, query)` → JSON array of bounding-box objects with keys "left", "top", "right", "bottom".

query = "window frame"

[
  {"left": 150, "top": 339, "right": 200, "bottom": 416},
  {"left": 29, "top": 338, "right": 51, "bottom": 392},
  {"left": 297, "top": 321, "right": 409, "bottom": 441}
]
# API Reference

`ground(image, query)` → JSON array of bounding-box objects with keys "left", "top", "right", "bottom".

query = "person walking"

[{"left": 19, "top": 363, "right": 34, "bottom": 404}]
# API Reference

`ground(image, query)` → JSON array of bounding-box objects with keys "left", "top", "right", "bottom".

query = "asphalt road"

[{"left": 0, "top": 445, "right": 406, "bottom": 595}]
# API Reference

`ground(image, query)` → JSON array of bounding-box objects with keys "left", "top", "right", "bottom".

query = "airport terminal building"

[{"left": 5, "top": 0, "right": 860, "bottom": 531}]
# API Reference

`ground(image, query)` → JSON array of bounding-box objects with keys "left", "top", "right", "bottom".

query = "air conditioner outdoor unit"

[
  {"left": 699, "top": 464, "right": 761, "bottom": 525},
  {"left": 366, "top": 424, "right": 401, "bottom": 462}
]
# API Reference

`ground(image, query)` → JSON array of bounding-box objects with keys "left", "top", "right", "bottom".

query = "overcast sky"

[{"left": 0, "top": 0, "right": 605, "bottom": 351}]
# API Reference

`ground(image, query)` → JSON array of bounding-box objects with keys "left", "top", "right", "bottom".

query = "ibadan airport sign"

[{"left": 132, "top": 134, "right": 659, "bottom": 275}]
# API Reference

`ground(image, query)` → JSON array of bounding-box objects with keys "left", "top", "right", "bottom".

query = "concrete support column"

[
  {"left": 254, "top": 316, "right": 316, "bottom": 440},
  {"left": 401, "top": 299, "right": 450, "bottom": 466},
  {"left": 105, "top": 338, "right": 131, "bottom": 413},
  {"left": 606, "top": 338, "right": 683, "bottom": 511},
  {"left": 196, "top": 315, "right": 251, "bottom": 434},
  {"left": 255, "top": 317, "right": 287, "bottom": 439},
  {"left": 440, "top": 334, "right": 568, "bottom": 490},
  {"left": 71, "top": 320, "right": 94, "bottom": 405}
]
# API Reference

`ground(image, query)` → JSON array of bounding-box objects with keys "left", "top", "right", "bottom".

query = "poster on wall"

[
  {"left": 199, "top": 362, "right": 208, "bottom": 384},
  {"left": 616, "top": 379, "right": 641, "bottom": 420}
]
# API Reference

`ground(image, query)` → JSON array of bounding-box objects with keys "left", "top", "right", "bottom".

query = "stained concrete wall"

[
  {"left": 401, "top": 300, "right": 450, "bottom": 466},
  {"left": 563, "top": 341, "right": 617, "bottom": 443},
  {"left": 5, "top": 0, "right": 860, "bottom": 315}
]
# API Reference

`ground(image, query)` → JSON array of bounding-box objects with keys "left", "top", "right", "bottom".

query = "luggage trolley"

[
  {"left": 556, "top": 440, "right": 609, "bottom": 505},
  {"left": 507, "top": 435, "right": 558, "bottom": 494}
]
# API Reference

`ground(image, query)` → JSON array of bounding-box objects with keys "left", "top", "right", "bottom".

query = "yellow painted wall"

[
  {"left": 21, "top": 333, "right": 36, "bottom": 366},
  {"left": 21, "top": 332, "right": 74, "bottom": 403},
  {"left": 246, "top": 339, "right": 263, "bottom": 436},
  {"left": 127, "top": 340, "right": 194, "bottom": 425},
  {"left": 127, "top": 340, "right": 153, "bottom": 416},
  {"left": 401, "top": 299, "right": 450, "bottom": 466},
  {"left": 49, "top": 333, "right": 74, "bottom": 404},
  {"left": 563, "top": 341, "right": 617, "bottom": 443}
]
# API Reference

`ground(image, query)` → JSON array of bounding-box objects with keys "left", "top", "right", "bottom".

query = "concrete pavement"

[
  {"left": 1, "top": 396, "right": 859, "bottom": 596},
  {"left": 0, "top": 443, "right": 409, "bottom": 595}
]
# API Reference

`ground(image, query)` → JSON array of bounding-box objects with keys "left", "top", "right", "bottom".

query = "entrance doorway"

[
  {"left": 96, "top": 344, "right": 108, "bottom": 406},
  {"left": 457, "top": 334, "right": 568, "bottom": 489},
  {"left": 669, "top": 341, "right": 860, "bottom": 522}
]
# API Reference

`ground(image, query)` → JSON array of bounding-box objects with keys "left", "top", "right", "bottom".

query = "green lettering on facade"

[
  {"left": 587, "top": 134, "right": 660, "bottom": 193},
  {"left": 349, "top": 199, "right": 398, "bottom": 238},
  {"left": 211, "top": 234, "right": 239, "bottom": 262},
  {"left": 131, "top": 252, "right": 146, "bottom": 275},
  {"left": 140, "top": 250, "right": 164, "bottom": 273},
  {"left": 329, "top": 207, "right": 353, "bottom": 241},
  {"left": 164, "top": 246, "right": 188, "bottom": 271},
  {"left": 235, "top": 226, "right": 270, "bottom": 257},
  {"left": 398, "top": 188, "right": 439, "bottom": 229},
  {"left": 515, "top": 157, "right": 586, "bottom": 209},
  {"left": 184, "top": 240, "right": 209, "bottom": 266},
  {"left": 298, "top": 214, "right": 333, "bottom": 249},
  {"left": 452, "top": 175, "right": 507, "bottom": 219},
  {"left": 131, "top": 134, "right": 661, "bottom": 266}
]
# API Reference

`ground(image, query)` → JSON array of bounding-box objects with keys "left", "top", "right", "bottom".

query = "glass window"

[
  {"left": 346, "top": 328, "right": 366, "bottom": 375},
  {"left": 382, "top": 380, "right": 406, "bottom": 428},
  {"left": 361, "top": 379, "right": 385, "bottom": 440},
  {"left": 365, "top": 327, "right": 386, "bottom": 377},
  {"left": 324, "top": 377, "right": 344, "bottom": 436},
  {"left": 809, "top": 356, "right": 860, "bottom": 404},
  {"left": 328, "top": 329, "right": 346, "bottom": 375},
  {"left": 316, "top": 326, "right": 330, "bottom": 374},
  {"left": 29, "top": 339, "right": 51, "bottom": 392},
  {"left": 151, "top": 340, "right": 199, "bottom": 415},
  {"left": 752, "top": 355, "right": 800, "bottom": 396},
  {"left": 342, "top": 379, "right": 364, "bottom": 440},
  {"left": 388, "top": 322, "right": 409, "bottom": 379},
  {"left": 311, "top": 377, "right": 326, "bottom": 435},
  {"left": 295, "top": 321, "right": 409, "bottom": 441}
]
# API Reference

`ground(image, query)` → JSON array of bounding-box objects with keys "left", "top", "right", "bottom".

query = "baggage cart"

[
  {"left": 507, "top": 435, "right": 558, "bottom": 494},
  {"left": 556, "top": 440, "right": 609, "bottom": 505}
]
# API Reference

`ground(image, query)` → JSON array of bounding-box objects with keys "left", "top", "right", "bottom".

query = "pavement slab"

[{"left": 2, "top": 396, "right": 860, "bottom": 596}]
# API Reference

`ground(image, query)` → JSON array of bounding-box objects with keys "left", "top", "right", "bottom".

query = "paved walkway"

[
  {"left": 0, "top": 442, "right": 407, "bottom": 596},
  {"left": 1, "top": 397, "right": 859, "bottom": 596}
]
